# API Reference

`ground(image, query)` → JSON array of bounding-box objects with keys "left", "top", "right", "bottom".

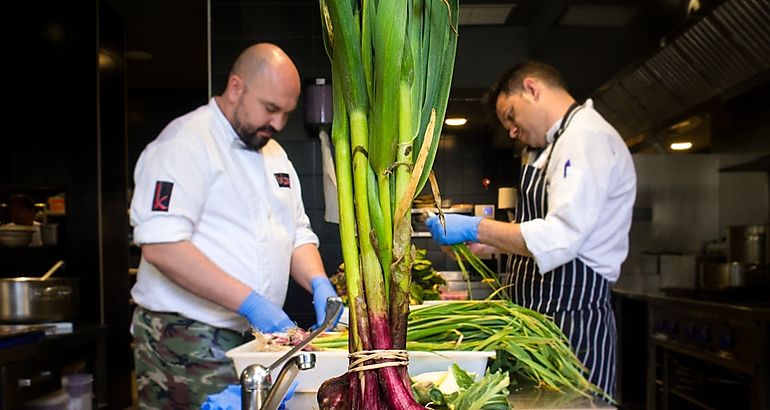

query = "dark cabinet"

[{"left": 0, "top": 325, "right": 107, "bottom": 410}]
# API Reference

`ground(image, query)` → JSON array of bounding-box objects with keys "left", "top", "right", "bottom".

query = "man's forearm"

[
  {"left": 141, "top": 241, "right": 252, "bottom": 311},
  {"left": 289, "top": 243, "right": 327, "bottom": 293},
  {"left": 476, "top": 219, "right": 532, "bottom": 257}
]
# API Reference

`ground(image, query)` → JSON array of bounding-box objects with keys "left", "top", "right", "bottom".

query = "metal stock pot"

[
  {"left": 0, "top": 277, "right": 79, "bottom": 323},
  {"left": 698, "top": 262, "right": 768, "bottom": 290}
]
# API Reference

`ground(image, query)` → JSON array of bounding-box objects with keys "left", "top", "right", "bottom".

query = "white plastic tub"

[
  {"left": 227, "top": 340, "right": 495, "bottom": 393},
  {"left": 63, "top": 373, "right": 93, "bottom": 410}
]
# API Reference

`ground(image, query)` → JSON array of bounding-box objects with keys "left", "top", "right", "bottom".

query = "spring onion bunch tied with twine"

[
  {"left": 316, "top": 245, "right": 610, "bottom": 401},
  {"left": 318, "top": 0, "right": 458, "bottom": 408}
]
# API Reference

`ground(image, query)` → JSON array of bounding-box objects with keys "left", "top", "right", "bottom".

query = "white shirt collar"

[
  {"left": 544, "top": 98, "right": 592, "bottom": 144},
  {"left": 209, "top": 98, "right": 248, "bottom": 149}
]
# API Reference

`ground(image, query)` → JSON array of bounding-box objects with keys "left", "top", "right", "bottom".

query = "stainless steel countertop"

[{"left": 613, "top": 286, "right": 770, "bottom": 317}]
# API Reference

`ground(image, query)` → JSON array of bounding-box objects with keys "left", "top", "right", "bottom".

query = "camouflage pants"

[{"left": 132, "top": 306, "right": 248, "bottom": 409}]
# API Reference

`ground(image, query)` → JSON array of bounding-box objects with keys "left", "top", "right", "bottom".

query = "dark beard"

[{"left": 237, "top": 125, "right": 277, "bottom": 151}]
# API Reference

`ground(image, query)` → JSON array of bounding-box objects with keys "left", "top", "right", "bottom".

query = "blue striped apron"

[{"left": 504, "top": 103, "right": 616, "bottom": 397}]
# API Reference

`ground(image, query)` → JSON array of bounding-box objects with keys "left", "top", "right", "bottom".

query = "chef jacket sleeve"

[
  {"left": 289, "top": 165, "right": 320, "bottom": 248},
  {"left": 130, "top": 130, "right": 210, "bottom": 245},
  {"left": 519, "top": 127, "right": 613, "bottom": 273}
]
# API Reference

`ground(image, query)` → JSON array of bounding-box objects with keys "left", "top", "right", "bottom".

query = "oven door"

[{"left": 647, "top": 299, "right": 770, "bottom": 409}]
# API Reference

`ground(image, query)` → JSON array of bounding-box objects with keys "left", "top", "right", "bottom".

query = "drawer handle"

[{"left": 18, "top": 371, "right": 53, "bottom": 387}]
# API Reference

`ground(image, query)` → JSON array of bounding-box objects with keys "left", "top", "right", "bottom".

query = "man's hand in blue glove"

[
  {"left": 425, "top": 214, "right": 484, "bottom": 246},
  {"left": 201, "top": 381, "right": 298, "bottom": 410},
  {"left": 237, "top": 291, "right": 295, "bottom": 333},
  {"left": 311, "top": 276, "right": 341, "bottom": 331}
]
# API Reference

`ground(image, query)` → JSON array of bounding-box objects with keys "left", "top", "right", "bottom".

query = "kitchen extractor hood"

[{"left": 591, "top": 0, "right": 769, "bottom": 144}]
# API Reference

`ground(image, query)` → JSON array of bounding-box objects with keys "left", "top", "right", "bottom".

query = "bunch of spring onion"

[
  {"left": 318, "top": 0, "right": 458, "bottom": 408},
  {"left": 313, "top": 300, "right": 606, "bottom": 400},
  {"left": 449, "top": 244, "right": 611, "bottom": 401}
]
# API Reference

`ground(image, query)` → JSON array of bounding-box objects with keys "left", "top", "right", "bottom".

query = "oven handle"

[{"left": 18, "top": 370, "right": 53, "bottom": 387}]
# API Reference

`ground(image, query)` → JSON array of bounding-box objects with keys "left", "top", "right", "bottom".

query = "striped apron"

[{"left": 504, "top": 103, "right": 616, "bottom": 397}]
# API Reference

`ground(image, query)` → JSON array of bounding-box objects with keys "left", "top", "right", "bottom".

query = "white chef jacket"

[
  {"left": 130, "top": 98, "right": 319, "bottom": 332},
  {"left": 519, "top": 99, "right": 636, "bottom": 282}
]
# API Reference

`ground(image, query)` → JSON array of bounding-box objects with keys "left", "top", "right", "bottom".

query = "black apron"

[{"left": 504, "top": 103, "right": 616, "bottom": 397}]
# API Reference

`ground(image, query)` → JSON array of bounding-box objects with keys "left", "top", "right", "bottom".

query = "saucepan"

[
  {"left": 0, "top": 261, "right": 79, "bottom": 323},
  {"left": 698, "top": 262, "right": 769, "bottom": 290}
]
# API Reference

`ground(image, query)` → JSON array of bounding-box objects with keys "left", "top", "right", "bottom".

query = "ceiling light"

[
  {"left": 98, "top": 50, "right": 117, "bottom": 70},
  {"left": 670, "top": 142, "right": 692, "bottom": 151},
  {"left": 445, "top": 117, "right": 467, "bottom": 126}
]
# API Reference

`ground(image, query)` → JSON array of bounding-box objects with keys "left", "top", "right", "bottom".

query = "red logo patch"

[
  {"left": 152, "top": 181, "right": 173, "bottom": 211},
  {"left": 274, "top": 173, "right": 291, "bottom": 188}
]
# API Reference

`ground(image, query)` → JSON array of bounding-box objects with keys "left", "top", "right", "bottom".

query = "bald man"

[{"left": 129, "top": 43, "right": 339, "bottom": 408}]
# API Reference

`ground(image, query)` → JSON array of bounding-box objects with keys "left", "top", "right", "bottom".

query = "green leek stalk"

[
  {"left": 390, "top": 50, "right": 415, "bottom": 351},
  {"left": 321, "top": 0, "right": 383, "bottom": 406},
  {"left": 368, "top": 0, "right": 408, "bottom": 305},
  {"left": 329, "top": 57, "right": 376, "bottom": 406},
  {"left": 413, "top": 0, "right": 459, "bottom": 195}
]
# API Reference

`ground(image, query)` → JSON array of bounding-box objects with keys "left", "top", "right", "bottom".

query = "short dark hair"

[
  {"left": 8, "top": 194, "right": 35, "bottom": 210},
  {"left": 485, "top": 60, "right": 568, "bottom": 123}
]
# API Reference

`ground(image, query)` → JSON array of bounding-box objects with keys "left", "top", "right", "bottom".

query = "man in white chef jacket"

[
  {"left": 426, "top": 61, "right": 637, "bottom": 399},
  {"left": 129, "top": 43, "right": 340, "bottom": 408}
]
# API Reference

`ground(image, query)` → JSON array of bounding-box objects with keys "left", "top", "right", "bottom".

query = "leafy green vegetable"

[
  {"left": 335, "top": 248, "right": 445, "bottom": 306},
  {"left": 411, "top": 365, "right": 511, "bottom": 410},
  {"left": 410, "top": 248, "right": 445, "bottom": 304}
]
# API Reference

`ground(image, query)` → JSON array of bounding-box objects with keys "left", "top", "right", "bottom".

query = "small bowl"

[{"left": 0, "top": 225, "right": 35, "bottom": 247}]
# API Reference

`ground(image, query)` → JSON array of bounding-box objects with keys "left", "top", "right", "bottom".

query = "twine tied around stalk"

[{"left": 348, "top": 349, "right": 409, "bottom": 372}]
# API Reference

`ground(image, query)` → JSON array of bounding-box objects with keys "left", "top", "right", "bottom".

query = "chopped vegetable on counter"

[{"left": 249, "top": 328, "right": 321, "bottom": 352}]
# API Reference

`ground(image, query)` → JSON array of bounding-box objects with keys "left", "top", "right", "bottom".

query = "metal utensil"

[
  {"left": 267, "top": 296, "right": 342, "bottom": 372},
  {"left": 40, "top": 260, "right": 65, "bottom": 281}
]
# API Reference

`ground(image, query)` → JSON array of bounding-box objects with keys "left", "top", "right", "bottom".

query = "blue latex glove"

[
  {"left": 201, "top": 381, "right": 298, "bottom": 410},
  {"left": 201, "top": 385, "right": 240, "bottom": 410},
  {"left": 311, "top": 276, "right": 342, "bottom": 330},
  {"left": 425, "top": 214, "right": 483, "bottom": 246},
  {"left": 237, "top": 291, "right": 295, "bottom": 333},
  {"left": 279, "top": 380, "right": 299, "bottom": 409}
]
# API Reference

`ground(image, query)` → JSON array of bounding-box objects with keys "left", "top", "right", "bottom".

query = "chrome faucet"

[
  {"left": 241, "top": 353, "right": 316, "bottom": 410},
  {"left": 240, "top": 297, "right": 343, "bottom": 410}
]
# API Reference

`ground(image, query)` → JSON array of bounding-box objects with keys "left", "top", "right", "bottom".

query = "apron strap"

[{"left": 541, "top": 101, "right": 582, "bottom": 177}]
